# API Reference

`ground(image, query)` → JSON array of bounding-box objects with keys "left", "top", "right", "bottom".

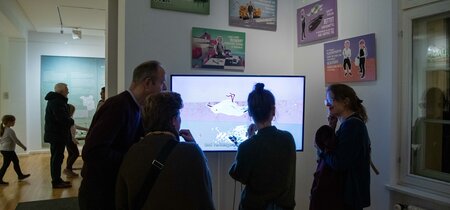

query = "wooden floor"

[{"left": 0, "top": 152, "right": 82, "bottom": 210}]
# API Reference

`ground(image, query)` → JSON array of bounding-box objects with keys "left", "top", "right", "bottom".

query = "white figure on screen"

[{"left": 207, "top": 93, "right": 248, "bottom": 116}]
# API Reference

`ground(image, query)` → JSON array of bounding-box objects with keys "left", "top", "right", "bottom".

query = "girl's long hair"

[
  {"left": 1, "top": 115, "right": 15, "bottom": 136},
  {"left": 327, "top": 84, "right": 368, "bottom": 122}
]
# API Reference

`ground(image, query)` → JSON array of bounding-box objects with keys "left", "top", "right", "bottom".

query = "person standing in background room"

[
  {"left": 63, "top": 104, "right": 89, "bottom": 178},
  {"left": 116, "top": 92, "right": 215, "bottom": 210},
  {"left": 229, "top": 83, "right": 296, "bottom": 210},
  {"left": 96, "top": 86, "right": 105, "bottom": 111},
  {"left": 44, "top": 83, "right": 74, "bottom": 188},
  {"left": 0, "top": 115, "right": 31, "bottom": 185},
  {"left": 78, "top": 60, "right": 167, "bottom": 210},
  {"left": 321, "top": 83, "right": 371, "bottom": 210}
]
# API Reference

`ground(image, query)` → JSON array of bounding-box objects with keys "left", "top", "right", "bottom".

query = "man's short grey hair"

[
  {"left": 132, "top": 60, "right": 161, "bottom": 84},
  {"left": 54, "top": 83, "right": 67, "bottom": 93}
]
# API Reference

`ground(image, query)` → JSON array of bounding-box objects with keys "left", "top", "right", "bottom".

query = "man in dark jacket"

[
  {"left": 78, "top": 60, "right": 167, "bottom": 210},
  {"left": 44, "top": 83, "right": 74, "bottom": 188}
]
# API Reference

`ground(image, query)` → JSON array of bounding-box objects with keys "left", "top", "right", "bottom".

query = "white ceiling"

[{"left": 17, "top": 0, "right": 107, "bottom": 37}]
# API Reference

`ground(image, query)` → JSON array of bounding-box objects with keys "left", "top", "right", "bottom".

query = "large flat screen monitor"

[{"left": 171, "top": 75, "right": 305, "bottom": 152}]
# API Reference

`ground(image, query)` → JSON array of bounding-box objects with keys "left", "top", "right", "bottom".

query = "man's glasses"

[{"left": 324, "top": 98, "right": 335, "bottom": 106}]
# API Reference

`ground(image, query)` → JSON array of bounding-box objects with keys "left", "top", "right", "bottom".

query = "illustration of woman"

[{"left": 357, "top": 39, "right": 367, "bottom": 79}]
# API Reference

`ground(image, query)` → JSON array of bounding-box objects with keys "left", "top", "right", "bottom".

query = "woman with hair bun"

[{"left": 229, "top": 83, "right": 296, "bottom": 210}]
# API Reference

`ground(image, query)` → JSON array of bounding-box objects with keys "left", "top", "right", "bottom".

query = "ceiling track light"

[
  {"left": 57, "top": 5, "right": 64, "bottom": 34},
  {"left": 72, "top": 28, "right": 82, "bottom": 39},
  {"left": 56, "top": 5, "right": 104, "bottom": 38}
]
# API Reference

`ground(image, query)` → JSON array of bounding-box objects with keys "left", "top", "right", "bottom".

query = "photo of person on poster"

[
  {"left": 247, "top": 1, "right": 254, "bottom": 20},
  {"left": 229, "top": 0, "right": 277, "bottom": 31},
  {"left": 192, "top": 27, "right": 246, "bottom": 70},
  {"left": 215, "top": 36, "right": 225, "bottom": 58}
]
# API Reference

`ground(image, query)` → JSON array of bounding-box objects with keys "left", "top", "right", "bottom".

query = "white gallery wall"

[
  {"left": 26, "top": 32, "right": 105, "bottom": 151},
  {"left": 0, "top": 0, "right": 32, "bottom": 150},
  {"left": 293, "top": 0, "right": 395, "bottom": 209},
  {"left": 120, "top": 0, "right": 295, "bottom": 88},
  {"left": 0, "top": 37, "right": 27, "bottom": 154}
]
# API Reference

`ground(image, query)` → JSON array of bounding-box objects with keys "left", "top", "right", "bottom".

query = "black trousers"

[
  {"left": 79, "top": 167, "right": 117, "bottom": 210},
  {"left": 343, "top": 58, "right": 352, "bottom": 70},
  {"left": 359, "top": 57, "right": 366, "bottom": 77},
  {"left": 65, "top": 140, "right": 79, "bottom": 170},
  {"left": 0, "top": 151, "right": 24, "bottom": 180},
  {"left": 344, "top": 204, "right": 363, "bottom": 210},
  {"left": 50, "top": 142, "right": 65, "bottom": 184}
]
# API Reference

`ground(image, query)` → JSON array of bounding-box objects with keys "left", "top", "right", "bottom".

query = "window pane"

[{"left": 411, "top": 11, "right": 450, "bottom": 182}]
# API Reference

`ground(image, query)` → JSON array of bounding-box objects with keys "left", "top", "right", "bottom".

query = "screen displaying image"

[{"left": 171, "top": 75, "right": 305, "bottom": 152}]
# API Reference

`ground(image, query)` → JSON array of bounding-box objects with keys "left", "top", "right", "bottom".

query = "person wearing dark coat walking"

[{"left": 44, "top": 83, "right": 74, "bottom": 188}]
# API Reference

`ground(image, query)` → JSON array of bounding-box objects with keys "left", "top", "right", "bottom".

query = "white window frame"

[
  {"left": 401, "top": 0, "right": 441, "bottom": 9},
  {"left": 398, "top": 0, "right": 450, "bottom": 203}
]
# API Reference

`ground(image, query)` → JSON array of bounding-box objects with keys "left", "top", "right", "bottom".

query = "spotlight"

[{"left": 72, "top": 28, "right": 82, "bottom": 39}]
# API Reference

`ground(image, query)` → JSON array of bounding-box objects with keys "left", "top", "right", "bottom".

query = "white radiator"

[{"left": 394, "top": 204, "right": 430, "bottom": 210}]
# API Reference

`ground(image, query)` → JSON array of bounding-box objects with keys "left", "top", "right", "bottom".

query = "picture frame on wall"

[
  {"left": 192, "top": 27, "right": 246, "bottom": 71},
  {"left": 323, "top": 33, "right": 377, "bottom": 83},
  {"left": 229, "top": 0, "right": 277, "bottom": 31},
  {"left": 297, "top": 0, "right": 337, "bottom": 46},
  {"left": 151, "top": 0, "right": 210, "bottom": 15}
]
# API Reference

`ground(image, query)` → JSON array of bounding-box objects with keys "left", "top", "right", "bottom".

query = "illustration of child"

[{"left": 342, "top": 40, "right": 352, "bottom": 77}]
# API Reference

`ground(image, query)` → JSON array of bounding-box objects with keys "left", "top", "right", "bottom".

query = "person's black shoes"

[
  {"left": 18, "top": 174, "right": 31, "bottom": 180},
  {"left": 52, "top": 180, "right": 72, "bottom": 188},
  {"left": 52, "top": 182, "right": 72, "bottom": 189},
  {"left": 63, "top": 169, "right": 79, "bottom": 177}
]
